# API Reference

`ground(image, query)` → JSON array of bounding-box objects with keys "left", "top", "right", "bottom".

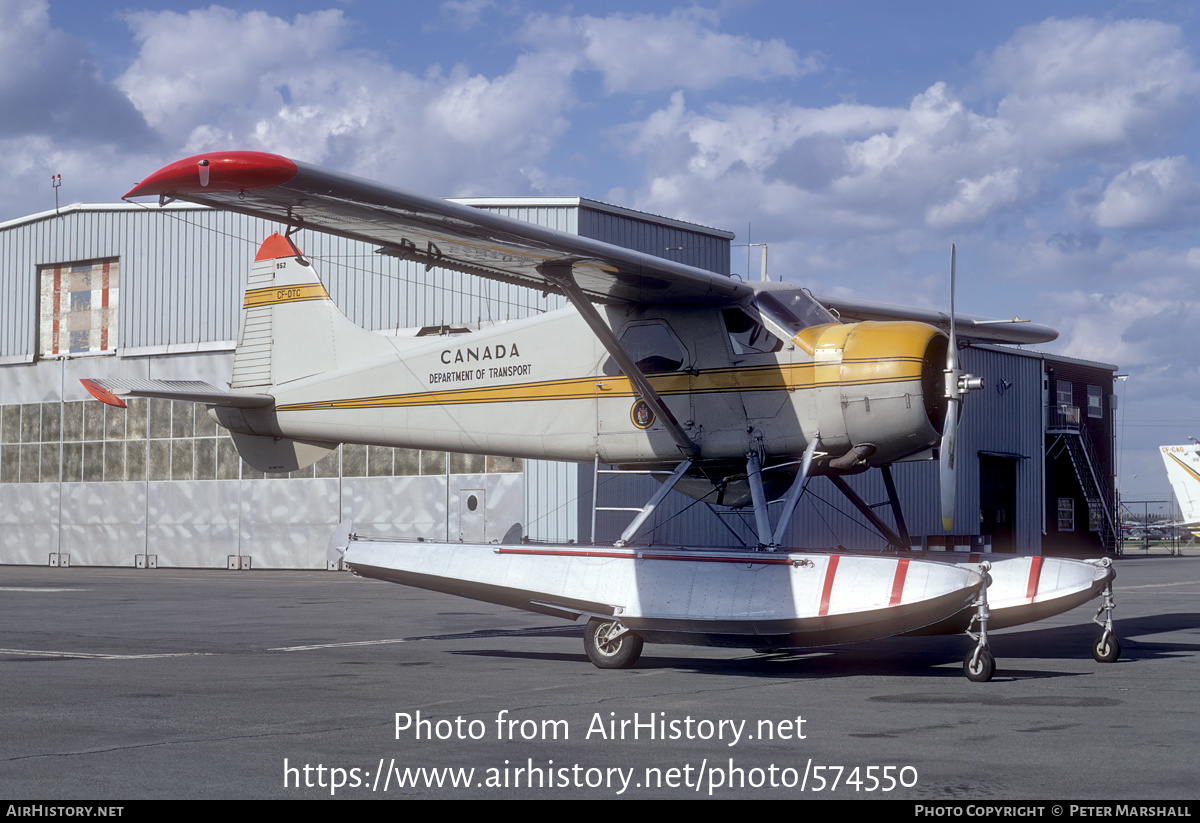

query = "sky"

[{"left": 3, "top": 0, "right": 1199, "bottom": 504}]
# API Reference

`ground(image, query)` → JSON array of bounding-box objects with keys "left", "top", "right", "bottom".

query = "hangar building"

[{"left": 0, "top": 199, "right": 1116, "bottom": 568}]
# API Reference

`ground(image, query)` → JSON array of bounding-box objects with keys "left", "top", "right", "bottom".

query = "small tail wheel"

[
  {"left": 584, "top": 617, "right": 643, "bottom": 669},
  {"left": 963, "top": 648, "right": 995, "bottom": 682},
  {"left": 1092, "top": 634, "right": 1121, "bottom": 663}
]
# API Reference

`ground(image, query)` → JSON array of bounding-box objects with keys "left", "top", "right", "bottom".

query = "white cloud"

[
  {"left": 113, "top": 6, "right": 577, "bottom": 196},
  {"left": 620, "top": 82, "right": 1023, "bottom": 235},
  {"left": 982, "top": 18, "right": 1200, "bottom": 161},
  {"left": 926, "top": 168, "right": 1023, "bottom": 229},
  {"left": 436, "top": 0, "right": 497, "bottom": 31},
  {"left": 0, "top": 134, "right": 152, "bottom": 215},
  {"left": 523, "top": 7, "right": 814, "bottom": 94},
  {"left": 1037, "top": 245, "right": 1200, "bottom": 397},
  {"left": 116, "top": 7, "right": 352, "bottom": 138},
  {"left": 0, "top": 0, "right": 148, "bottom": 143},
  {"left": 1089, "top": 157, "right": 1200, "bottom": 229},
  {"left": 618, "top": 17, "right": 1200, "bottom": 245}
]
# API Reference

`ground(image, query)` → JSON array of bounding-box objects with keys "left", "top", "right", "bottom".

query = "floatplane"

[{"left": 84, "top": 152, "right": 1118, "bottom": 681}]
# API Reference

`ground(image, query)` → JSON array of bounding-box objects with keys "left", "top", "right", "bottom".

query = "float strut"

[
  {"left": 1090, "top": 558, "right": 1120, "bottom": 662},
  {"left": 963, "top": 561, "right": 995, "bottom": 682}
]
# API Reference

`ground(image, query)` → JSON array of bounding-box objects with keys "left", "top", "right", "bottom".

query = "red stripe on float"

[
  {"left": 819, "top": 555, "right": 841, "bottom": 616},
  {"left": 1026, "top": 556, "right": 1043, "bottom": 602},
  {"left": 495, "top": 547, "right": 797, "bottom": 565},
  {"left": 889, "top": 558, "right": 910, "bottom": 606}
]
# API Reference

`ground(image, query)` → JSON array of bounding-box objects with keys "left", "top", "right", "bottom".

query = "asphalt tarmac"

[{"left": 2, "top": 553, "right": 1197, "bottom": 800}]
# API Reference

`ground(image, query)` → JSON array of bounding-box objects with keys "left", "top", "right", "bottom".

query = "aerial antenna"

[
  {"left": 737, "top": 222, "right": 769, "bottom": 280},
  {"left": 52, "top": 174, "right": 61, "bottom": 215}
]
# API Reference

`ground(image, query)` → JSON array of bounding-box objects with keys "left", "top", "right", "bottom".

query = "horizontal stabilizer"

[{"left": 80, "top": 378, "right": 274, "bottom": 409}]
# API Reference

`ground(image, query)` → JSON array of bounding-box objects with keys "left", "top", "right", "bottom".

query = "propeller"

[{"left": 939, "top": 245, "right": 984, "bottom": 532}]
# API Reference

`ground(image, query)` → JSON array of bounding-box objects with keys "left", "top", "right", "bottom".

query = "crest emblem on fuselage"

[{"left": 630, "top": 399, "right": 655, "bottom": 429}]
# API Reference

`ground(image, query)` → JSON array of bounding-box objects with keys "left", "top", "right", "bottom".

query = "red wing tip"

[
  {"left": 124, "top": 151, "right": 298, "bottom": 199},
  {"left": 80, "top": 379, "right": 128, "bottom": 408}
]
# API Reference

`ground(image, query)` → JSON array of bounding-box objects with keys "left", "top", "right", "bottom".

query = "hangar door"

[{"left": 979, "top": 454, "right": 1018, "bottom": 553}]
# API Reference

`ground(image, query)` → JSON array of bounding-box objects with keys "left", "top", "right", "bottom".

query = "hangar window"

[
  {"left": 1057, "top": 498, "right": 1074, "bottom": 532},
  {"left": 1055, "top": 380, "right": 1073, "bottom": 408},
  {"left": 38, "top": 259, "right": 119, "bottom": 358}
]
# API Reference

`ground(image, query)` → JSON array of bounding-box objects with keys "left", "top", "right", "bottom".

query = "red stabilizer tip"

[
  {"left": 80, "top": 379, "right": 127, "bottom": 408},
  {"left": 124, "top": 151, "right": 297, "bottom": 198},
  {"left": 255, "top": 233, "right": 303, "bottom": 261}
]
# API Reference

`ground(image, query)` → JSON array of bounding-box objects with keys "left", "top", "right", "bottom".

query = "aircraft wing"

[
  {"left": 813, "top": 295, "right": 1058, "bottom": 345},
  {"left": 124, "top": 152, "right": 753, "bottom": 306}
]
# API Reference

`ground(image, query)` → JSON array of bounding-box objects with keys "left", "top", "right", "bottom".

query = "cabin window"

[
  {"left": 38, "top": 258, "right": 119, "bottom": 358},
  {"left": 603, "top": 322, "right": 686, "bottom": 375}
]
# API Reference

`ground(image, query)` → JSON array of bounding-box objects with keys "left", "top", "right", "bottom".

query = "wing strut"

[{"left": 539, "top": 262, "right": 698, "bottom": 458}]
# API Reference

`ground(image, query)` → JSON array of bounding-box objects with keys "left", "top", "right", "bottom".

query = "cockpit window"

[
  {"left": 722, "top": 308, "right": 783, "bottom": 355},
  {"left": 723, "top": 290, "right": 837, "bottom": 356}
]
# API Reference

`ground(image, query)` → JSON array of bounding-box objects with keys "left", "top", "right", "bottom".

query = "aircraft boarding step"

[{"left": 589, "top": 457, "right": 695, "bottom": 547}]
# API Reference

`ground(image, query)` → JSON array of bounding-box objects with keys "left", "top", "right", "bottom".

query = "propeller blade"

[
  {"left": 940, "top": 398, "right": 957, "bottom": 532},
  {"left": 941, "top": 244, "right": 959, "bottom": 532},
  {"left": 948, "top": 244, "right": 957, "bottom": 373}
]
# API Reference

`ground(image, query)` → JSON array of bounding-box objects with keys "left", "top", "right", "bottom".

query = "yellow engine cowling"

[
  {"left": 668, "top": 320, "right": 950, "bottom": 507},
  {"left": 805, "top": 320, "right": 949, "bottom": 471}
]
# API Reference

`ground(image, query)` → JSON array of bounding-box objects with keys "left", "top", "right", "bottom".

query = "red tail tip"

[{"left": 255, "top": 233, "right": 303, "bottom": 261}]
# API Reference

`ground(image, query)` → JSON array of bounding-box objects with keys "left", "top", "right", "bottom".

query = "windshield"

[{"left": 752, "top": 289, "right": 837, "bottom": 338}]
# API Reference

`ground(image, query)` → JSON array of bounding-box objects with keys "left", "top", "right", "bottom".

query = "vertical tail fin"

[
  {"left": 233, "top": 233, "right": 396, "bottom": 390},
  {"left": 222, "top": 234, "right": 399, "bottom": 472},
  {"left": 1161, "top": 445, "right": 1200, "bottom": 527}
]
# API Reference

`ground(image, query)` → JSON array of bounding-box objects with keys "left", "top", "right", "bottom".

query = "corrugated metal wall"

[
  {"left": 1, "top": 199, "right": 736, "bottom": 561},
  {"left": 0, "top": 204, "right": 575, "bottom": 361},
  {"left": 578, "top": 208, "right": 731, "bottom": 276}
]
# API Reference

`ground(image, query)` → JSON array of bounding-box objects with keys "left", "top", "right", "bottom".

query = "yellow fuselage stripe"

[{"left": 275, "top": 357, "right": 926, "bottom": 412}]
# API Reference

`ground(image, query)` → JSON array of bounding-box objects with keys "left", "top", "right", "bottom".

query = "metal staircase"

[{"left": 1047, "top": 405, "right": 1118, "bottom": 551}]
